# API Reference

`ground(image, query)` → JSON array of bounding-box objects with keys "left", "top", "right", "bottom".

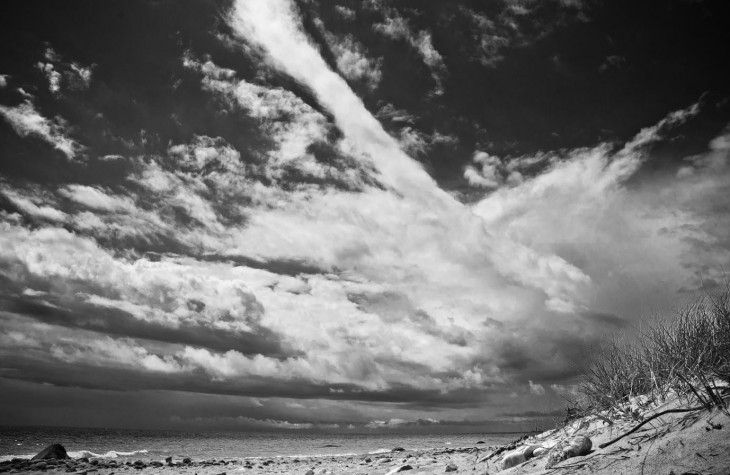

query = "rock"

[
  {"left": 386, "top": 465, "right": 414, "bottom": 475},
  {"left": 445, "top": 463, "right": 458, "bottom": 472},
  {"left": 182, "top": 457, "right": 192, "bottom": 464},
  {"left": 304, "top": 470, "right": 315, "bottom": 475},
  {"left": 32, "top": 461, "right": 48, "bottom": 470},
  {"left": 392, "top": 447, "right": 406, "bottom": 452},
  {"left": 501, "top": 448, "right": 527, "bottom": 469},
  {"left": 150, "top": 461, "right": 163, "bottom": 467},
  {"left": 165, "top": 456, "right": 173, "bottom": 465},
  {"left": 476, "top": 440, "right": 485, "bottom": 444},
  {"left": 522, "top": 445, "right": 541, "bottom": 459},
  {"left": 364, "top": 457, "right": 372, "bottom": 463},
  {"left": 32, "top": 444, "right": 70, "bottom": 461},
  {"left": 89, "top": 458, "right": 99, "bottom": 466},
  {"left": 546, "top": 436, "right": 592, "bottom": 468},
  {"left": 133, "top": 460, "right": 146, "bottom": 469},
  {"left": 379, "top": 458, "right": 392, "bottom": 464},
  {"left": 533, "top": 447, "right": 548, "bottom": 457}
]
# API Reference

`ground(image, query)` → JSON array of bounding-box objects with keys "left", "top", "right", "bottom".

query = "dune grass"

[{"left": 575, "top": 286, "right": 730, "bottom": 418}]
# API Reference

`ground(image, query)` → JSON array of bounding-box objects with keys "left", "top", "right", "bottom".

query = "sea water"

[{"left": 0, "top": 426, "right": 520, "bottom": 461}]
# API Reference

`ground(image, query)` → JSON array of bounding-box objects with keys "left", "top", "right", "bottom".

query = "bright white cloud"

[
  {"left": 0, "top": 100, "right": 79, "bottom": 159},
  {"left": 59, "top": 185, "right": 136, "bottom": 213},
  {"left": 0, "top": 188, "right": 67, "bottom": 223},
  {"left": 329, "top": 34, "right": 382, "bottom": 90}
]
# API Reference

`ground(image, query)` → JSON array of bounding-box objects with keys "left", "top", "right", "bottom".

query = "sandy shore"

[{"left": 3, "top": 401, "right": 729, "bottom": 475}]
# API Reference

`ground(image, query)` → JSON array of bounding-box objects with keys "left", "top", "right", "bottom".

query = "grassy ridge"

[{"left": 576, "top": 287, "right": 730, "bottom": 416}]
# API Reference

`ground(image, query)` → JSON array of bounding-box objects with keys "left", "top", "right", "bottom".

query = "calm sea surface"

[{"left": 0, "top": 427, "right": 521, "bottom": 461}]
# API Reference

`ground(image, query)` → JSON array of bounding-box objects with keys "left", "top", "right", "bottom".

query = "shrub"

[{"left": 576, "top": 286, "right": 730, "bottom": 414}]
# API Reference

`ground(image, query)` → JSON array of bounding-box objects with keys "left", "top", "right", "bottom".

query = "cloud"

[
  {"left": 0, "top": 100, "right": 79, "bottom": 159},
  {"left": 458, "top": 2, "right": 587, "bottom": 68},
  {"left": 185, "top": 56, "right": 366, "bottom": 187},
  {"left": 1, "top": 186, "right": 68, "bottom": 223},
  {"left": 528, "top": 380, "right": 546, "bottom": 395},
  {"left": 373, "top": 14, "right": 447, "bottom": 95},
  {"left": 172, "top": 415, "right": 338, "bottom": 430},
  {"left": 2, "top": 0, "right": 727, "bottom": 432},
  {"left": 334, "top": 5, "right": 356, "bottom": 21},
  {"left": 471, "top": 101, "right": 724, "bottom": 318},
  {"left": 36, "top": 47, "right": 93, "bottom": 94},
  {"left": 37, "top": 61, "right": 61, "bottom": 94},
  {"left": 375, "top": 103, "right": 417, "bottom": 124},
  {"left": 59, "top": 185, "right": 136, "bottom": 213},
  {"left": 325, "top": 32, "right": 382, "bottom": 90}
]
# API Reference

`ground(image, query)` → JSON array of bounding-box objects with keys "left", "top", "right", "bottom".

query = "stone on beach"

[
  {"left": 31, "top": 443, "right": 70, "bottom": 460},
  {"left": 501, "top": 449, "right": 526, "bottom": 469},
  {"left": 532, "top": 447, "right": 548, "bottom": 457},
  {"left": 545, "top": 435, "right": 592, "bottom": 468},
  {"left": 445, "top": 462, "right": 458, "bottom": 472},
  {"left": 386, "top": 464, "right": 414, "bottom": 474},
  {"left": 31, "top": 444, "right": 69, "bottom": 460},
  {"left": 501, "top": 444, "right": 543, "bottom": 469}
]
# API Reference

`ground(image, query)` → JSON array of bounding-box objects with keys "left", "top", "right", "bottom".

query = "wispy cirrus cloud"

[
  {"left": 372, "top": 13, "right": 447, "bottom": 95},
  {"left": 0, "top": 100, "right": 80, "bottom": 159}
]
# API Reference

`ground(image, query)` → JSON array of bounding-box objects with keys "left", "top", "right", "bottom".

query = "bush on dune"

[{"left": 575, "top": 286, "right": 730, "bottom": 417}]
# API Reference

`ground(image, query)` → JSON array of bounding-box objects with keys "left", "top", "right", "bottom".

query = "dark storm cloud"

[{"left": 2, "top": 292, "right": 288, "bottom": 357}]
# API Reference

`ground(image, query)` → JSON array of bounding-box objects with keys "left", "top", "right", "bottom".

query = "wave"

[
  {"left": 1, "top": 449, "right": 149, "bottom": 462},
  {"left": 67, "top": 449, "right": 149, "bottom": 459},
  {"left": 367, "top": 448, "right": 393, "bottom": 455},
  {"left": 0, "top": 455, "right": 34, "bottom": 462}
]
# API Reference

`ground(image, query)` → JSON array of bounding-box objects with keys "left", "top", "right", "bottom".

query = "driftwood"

[
  {"left": 599, "top": 391, "right": 730, "bottom": 449},
  {"left": 598, "top": 406, "right": 704, "bottom": 449}
]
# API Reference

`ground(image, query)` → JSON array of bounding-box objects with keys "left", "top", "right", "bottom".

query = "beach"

[{"left": 3, "top": 399, "right": 729, "bottom": 475}]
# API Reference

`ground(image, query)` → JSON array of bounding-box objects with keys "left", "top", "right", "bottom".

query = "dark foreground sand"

[{"left": 4, "top": 400, "right": 729, "bottom": 475}]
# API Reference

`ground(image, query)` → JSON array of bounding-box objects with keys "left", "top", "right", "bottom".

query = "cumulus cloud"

[
  {"left": 185, "top": 56, "right": 365, "bottom": 187},
  {"left": 464, "top": 151, "right": 523, "bottom": 189},
  {"left": 36, "top": 47, "right": 93, "bottom": 93},
  {"left": 472, "top": 101, "right": 724, "bottom": 319},
  {"left": 528, "top": 380, "right": 546, "bottom": 395},
  {"left": 326, "top": 33, "right": 383, "bottom": 90}
]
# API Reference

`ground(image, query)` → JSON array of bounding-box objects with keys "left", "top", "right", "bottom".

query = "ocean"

[{"left": 0, "top": 427, "right": 520, "bottom": 462}]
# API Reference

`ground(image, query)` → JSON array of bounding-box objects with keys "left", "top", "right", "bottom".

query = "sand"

[{"left": 4, "top": 398, "right": 730, "bottom": 475}]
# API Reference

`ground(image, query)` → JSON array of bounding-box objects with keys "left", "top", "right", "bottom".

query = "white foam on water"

[
  {"left": 67, "top": 449, "right": 149, "bottom": 459},
  {"left": 367, "top": 448, "right": 392, "bottom": 455},
  {"left": 0, "top": 454, "right": 34, "bottom": 462}
]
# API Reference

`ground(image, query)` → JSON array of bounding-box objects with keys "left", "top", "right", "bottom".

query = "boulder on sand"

[
  {"left": 546, "top": 435, "right": 592, "bottom": 468},
  {"left": 31, "top": 444, "right": 70, "bottom": 460},
  {"left": 501, "top": 444, "right": 543, "bottom": 469}
]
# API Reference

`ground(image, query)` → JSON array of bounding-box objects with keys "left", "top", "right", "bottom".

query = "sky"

[{"left": 0, "top": 0, "right": 729, "bottom": 433}]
